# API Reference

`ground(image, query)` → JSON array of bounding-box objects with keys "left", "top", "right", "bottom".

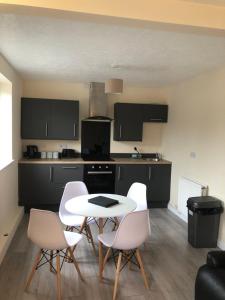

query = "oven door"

[{"left": 83, "top": 164, "right": 115, "bottom": 194}]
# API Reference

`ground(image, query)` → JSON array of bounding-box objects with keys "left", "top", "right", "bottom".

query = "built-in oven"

[{"left": 83, "top": 164, "right": 115, "bottom": 194}]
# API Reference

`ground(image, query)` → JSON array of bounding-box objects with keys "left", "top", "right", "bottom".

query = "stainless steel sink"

[
  {"left": 130, "top": 156, "right": 159, "bottom": 162},
  {"left": 142, "top": 157, "right": 159, "bottom": 161}
]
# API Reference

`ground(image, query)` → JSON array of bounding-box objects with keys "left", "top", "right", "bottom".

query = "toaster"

[{"left": 61, "top": 149, "right": 78, "bottom": 158}]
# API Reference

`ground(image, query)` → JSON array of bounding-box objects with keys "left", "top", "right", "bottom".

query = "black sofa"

[{"left": 195, "top": 251, "right": 225, "bottom": 300}]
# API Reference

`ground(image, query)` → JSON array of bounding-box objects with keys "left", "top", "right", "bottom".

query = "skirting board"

[
  {"left": 168, "top": 204, "right": 225, "bottom": 250},
  {"left": 168, "top": 204, "right": 188, "bottom": 223},
  {"left": 0, "top": 207, "right": 24, "bottom": 265}
]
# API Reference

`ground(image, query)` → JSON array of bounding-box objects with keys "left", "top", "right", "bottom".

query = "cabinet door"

[
  {"left": 147, "top": 164, "right": 171, "bottom": 208},
  {"left": 48, "top": 100, "right": 79, "bottom": 140},
  {"left": 142, "top": 104, "right": 168, "bottom": 123},
  {"left": 114, "top": 103, "right": 143, "bottom": 141},
  {"left": 115, "top": 164, "right": 149, "bottom": 196},
  {"left": 19, "top": 164, "right": 61, "bottom": 208},
  {"left": 21, "top": 98, "right": 50, "bottom": 139},
  {"left": 52, "top": 164, "right": 83, "bottom": 185}
]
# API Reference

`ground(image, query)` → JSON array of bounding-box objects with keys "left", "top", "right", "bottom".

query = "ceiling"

[{"left": 1, "top": 12, "right": 225, "bottom": 87}]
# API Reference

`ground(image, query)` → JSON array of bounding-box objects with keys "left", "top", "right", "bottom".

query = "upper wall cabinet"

[
  {"left": 21, "top": 98, "right": 79, "bottom": 140},
  {"left": 114, "top": 102, "right": 168, "bottom": 141},
  {"left": 114, "top": 103, "right": 143, "bottom": 141},
  {"left": 142, "top": 104, "right": 168, "bottom": 123}
]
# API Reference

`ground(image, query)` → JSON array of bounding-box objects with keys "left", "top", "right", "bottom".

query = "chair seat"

[
  {"left": 60, "top": 214, "right": 95, "bottom": 227},
  {"left": 64, "top": 231, "right": 82, "bottom": 247},
  {"left": 98, "top": 231, "right": 116, "bottom": 248}
]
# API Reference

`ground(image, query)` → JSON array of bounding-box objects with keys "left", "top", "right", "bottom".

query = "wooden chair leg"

[
  {"left": 79, "top": 217, "right": 88, "bottom": 234},
  {"left": 113, "top": 251, "right": 122, "bottom": 300},
  {"left": 71, "top": 217, "right": 88, "bottom": 253},
  {"left": 135, "top": 249, "right": 149, "bottom": 289},
  {"left": 68, "top": 247, "right": 85, "bottom": 282},
  {"left": 99, "top": 218, "right": 104, "bottom": 281},
  {"left": 86, "top": 224, "right": 97, "bottom": 256},
  {"left": 102, "top": 247, "right": 111, "bottom": 275},
  {"left": 56, "top": 251, "right": 61, "bottom": 300},
  {"left": 114, "top": 217, "right": 119, "bottom": 228},
  {"left": 25, "top": 249, "right": 42, "bottom": 291}
]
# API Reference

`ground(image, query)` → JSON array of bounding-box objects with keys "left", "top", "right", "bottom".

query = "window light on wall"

[{"left": 0, "top": 73, "right": 12, "bottom": 170}]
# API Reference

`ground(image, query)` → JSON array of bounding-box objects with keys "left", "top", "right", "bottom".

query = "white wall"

[
  {"left": 161, "top": 66, "right": 225, "bottom": 247},
  {"left": 22, "top": 80, "right": 168, "bottom": 154},
  {"left": 0, "top": 55, "right": 23, "bottom": 264}
]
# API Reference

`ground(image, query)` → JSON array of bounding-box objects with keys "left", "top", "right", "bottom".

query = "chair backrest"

[
  {"left": 112, "top": 210, "right": 150, "bottom": 250},
  {"left": 127, "top": 182, "right": 147, "bottom": 211},
  {"left": 28, "top": 209, "right": 68, "bottom": 250},
  {"left": 59, "top": 181, "right": 88, "bottom": 218}
]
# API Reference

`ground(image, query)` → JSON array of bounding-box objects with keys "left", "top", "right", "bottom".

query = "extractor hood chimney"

[{"left": 88, "top": 82, "right": 109, "bottom": 119}]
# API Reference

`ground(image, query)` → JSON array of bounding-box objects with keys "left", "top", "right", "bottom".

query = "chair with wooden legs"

[
  {"left": 59, "top": 181, "right": 96, "bottom": 255},
  {"left": 114, "top": 182, "right": 147, "bottom": 229},
  {"left": 25, "top": 209, "right": 84, "bottom": 300},
  {"left": 127, "top": 182, "right": 147, "bottom": 211},
  {"left": 98, "top": 210, "right": 150, "bottom": 300}
]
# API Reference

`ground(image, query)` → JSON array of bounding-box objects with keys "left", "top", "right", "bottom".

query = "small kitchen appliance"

[{"left": 26, "top": 145, "right": 39, "bottom": 158}]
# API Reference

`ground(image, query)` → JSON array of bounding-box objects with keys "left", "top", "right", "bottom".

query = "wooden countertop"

[{"left": 19, "top": 158, "right": 171, "bottom": 165}]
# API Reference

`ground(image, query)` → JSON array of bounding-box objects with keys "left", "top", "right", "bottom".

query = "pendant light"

[{"left": 105, "top": 79, "right": 123, "bottom": 94}]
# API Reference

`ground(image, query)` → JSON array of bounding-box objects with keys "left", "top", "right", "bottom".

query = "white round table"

[
  {"left": 65, "top": 193, "right": 137, "bottom": 218},
  {"left": 65, "top": 193, "right": 137, "bottom": 280}
]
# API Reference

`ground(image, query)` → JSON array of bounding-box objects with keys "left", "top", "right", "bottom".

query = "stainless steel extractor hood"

[{"left": 87, "top": 82, "right": 111, "bottom": 121}]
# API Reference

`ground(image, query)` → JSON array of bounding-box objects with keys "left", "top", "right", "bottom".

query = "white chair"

[
  {"left": 116, "top": 182, "right": 147, "bottom": 226},
  {"left": 59, "top": 181, "right": 96, "bottom": 254},
  {"left": 127, "top": 182, "right": 147, "bottom": 211},
  {"left": 25, "top": 209, "right": 84, "bottom": 300},
  {"left": 98, "top": 210, "right": 150, "bottom": 300}
]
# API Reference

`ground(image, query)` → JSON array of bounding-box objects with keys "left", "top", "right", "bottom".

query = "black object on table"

[{"left": 88, "top": 196, "right": 119, "bottom": 208}]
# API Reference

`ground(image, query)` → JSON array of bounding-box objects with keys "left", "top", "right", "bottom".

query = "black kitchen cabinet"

[
  {"left": 21, "top": 98, "right": 79, "bottom": 140},
  {"left": 19, "top": 164, "right": 83, "bottom": 211},
  {"left": 115, "top": 164, "right": 149, "bottom": 195},
  {"left": 52, "top": 164, "right": 83, "bottom": 184},
  {"left": 114, "top": 103, "right": 143, "bottom": 141},
  {"left": 19, "top": 162, "right": 171, "bottom": 211},
  {"left": 115, "top": 163, "right": 171, "bottom": 208},
  {"left": 21, "top": 99, "right": 50, "bottom": 139},
  {"left": 142, "top": 104, "right": 168, "bottom": 123},
  {"left": 147, "top": 164, "right": 171, "bottom": 208},
  {"left": 113, "top": 103, "right": 168, "bottom": 141}
]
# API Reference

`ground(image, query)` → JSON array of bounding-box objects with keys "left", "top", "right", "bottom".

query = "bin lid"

[{"left": 187, "top": 196, "right": 223, "bottom": 209}]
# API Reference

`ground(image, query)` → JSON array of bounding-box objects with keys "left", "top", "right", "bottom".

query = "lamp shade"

[{"left": 105, "top": 79, "right": 123, "bottom": 94}]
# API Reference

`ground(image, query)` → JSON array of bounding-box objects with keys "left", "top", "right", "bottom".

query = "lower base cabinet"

[
  {"left": 115, "top": 164, "right": 171, "bottom": 208},
  {"left": 19, "top": 162, "right": 171, "bottom": 211},
  {"left": 19, "top": 164, "right": 83, "bottom": 212}
]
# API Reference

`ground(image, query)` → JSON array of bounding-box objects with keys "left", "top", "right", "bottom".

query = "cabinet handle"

[
  {"left": 49, "top": 166, "right": 52, "bottom": 182},
  {"left": 73, "top": 123, "right": 76, "bottom": 137},
  {"left": 62, "top": 167, "right": 78, "bottom": 170},
  {"left": 119, "top": 125, "right": 122, "bottom": 138},
  {"left": 148, "top": 166, "right": 151, "bottom": 182},
  {"left": 118, "top": 166, "right": 121, "bottom": 180},
  {"left": 87, "top": 171, "right": 113, "bottom": 175},
  {"left": 45, "top": 122, "right": 48, "bottom": 136},
  {"left": 150, "top": 118, "right": 162, "bottom": 121}
]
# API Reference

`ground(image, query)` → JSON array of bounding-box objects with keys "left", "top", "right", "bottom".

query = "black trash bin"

[{"left": 187, "top": 196, "right": 223, "bottom": 248}]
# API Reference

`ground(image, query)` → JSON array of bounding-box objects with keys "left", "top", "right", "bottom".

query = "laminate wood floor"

[{"left": 0, "top": 209, "right": 213, "bottom": 300}]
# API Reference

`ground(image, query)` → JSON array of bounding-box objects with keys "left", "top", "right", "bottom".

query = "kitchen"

[
  {"left": 1, "top": 1, "right": 225, "bottom": 299},
  {"left": 19, "top": 82, "right": 171, "bottom": 212}
]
